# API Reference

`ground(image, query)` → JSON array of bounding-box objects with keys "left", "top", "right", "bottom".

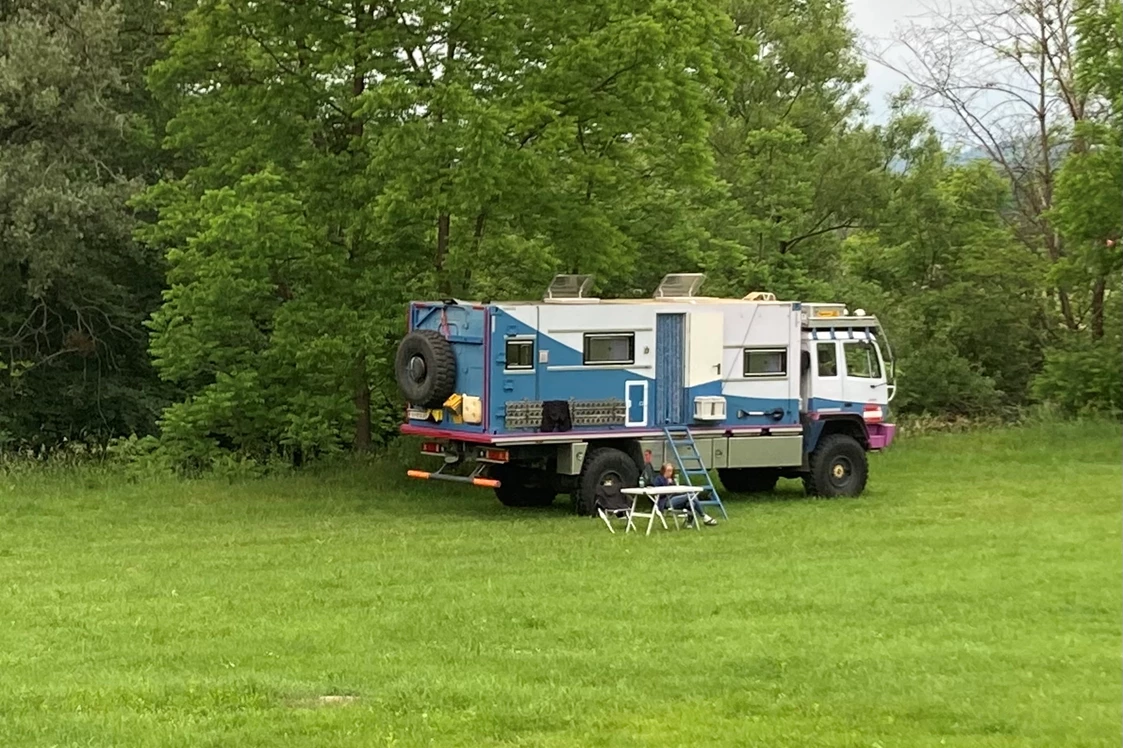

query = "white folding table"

[{"left": 621, "top": 485, "right": 706, "bottom": 535}]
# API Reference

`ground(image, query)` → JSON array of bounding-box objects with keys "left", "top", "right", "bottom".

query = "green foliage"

[
  {"left": 1071, "top": 0, "right": 1123, "bottom": 120},
  {"left": 144, "top": 170, "right": 390, "bottom": 469},
  {"left": 892, "top": 340, "right": 1004, "bottom": 416},
  {"left": 1034, "top": 337, "right": 1123, "bottom": 415},
  {"left": 841, "top": 117, "right": 1044, "bottom": 414},
  {"left": 1033, "top": 279, "right": 1123, "bottom": 415},
  {"left": 141, "top": 0, "right": 728, "bottom": 466},
  {"left": 2, "top": 0, "right": 1119, "bottom": 461},
  {"left": 0, "top": 0, "right": 171, "bottom": 448},
  {"left": 701, "top": 0, "right": 889, "bottom": 300},
  {"left": 1050, "top": 0, "right": 1123, "bottom": 345}
]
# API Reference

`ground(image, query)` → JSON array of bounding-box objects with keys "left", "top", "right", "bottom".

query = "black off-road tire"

[
  {"left": 492, "top": 464, "right": 558, "bottom": 508},
  {"left": 718, "top": 467, "right": 779, "bottom": 494},
  {"left": 803, "top": 434, "right": 868, "bottom": 497},
  {"left": 574, "top": 447, "right": 638, "bottom": 516},
  {"left": 394, "top": 329, "right": 456, "bottom": 409}
]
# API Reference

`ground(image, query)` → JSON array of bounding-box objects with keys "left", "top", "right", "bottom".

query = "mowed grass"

[{"left": 0, "top": 423, "right": 1119, "bottom": 747}]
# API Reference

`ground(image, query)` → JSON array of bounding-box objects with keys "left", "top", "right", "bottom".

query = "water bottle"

[{"left": 638, "top": 474, "right": 645, "bottom": 488}]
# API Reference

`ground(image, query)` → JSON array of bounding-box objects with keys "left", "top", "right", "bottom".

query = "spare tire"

[{"left": 395, "top": 329, "right": 457, "bottom": 409}]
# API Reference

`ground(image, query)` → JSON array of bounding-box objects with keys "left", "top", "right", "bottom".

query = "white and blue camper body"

[{"left": 395, "top": 274, "right": 897, "bottom": 514}]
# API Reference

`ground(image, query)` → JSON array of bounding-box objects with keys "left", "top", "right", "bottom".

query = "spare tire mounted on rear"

[{"left": 395, "top": 329, "right": 457, "bottom": 409}]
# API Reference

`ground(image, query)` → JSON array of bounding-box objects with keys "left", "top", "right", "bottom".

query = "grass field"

[{"left": 0, "top": 422, "right": 1119, "bottom": 747}]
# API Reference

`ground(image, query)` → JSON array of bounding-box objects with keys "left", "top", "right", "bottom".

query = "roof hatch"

[
  {"left": 543, "top": 274, "right": 598, "bottom": 303},
  {"left": 653, "top": 273, "right": 706, "bottom": 299}
]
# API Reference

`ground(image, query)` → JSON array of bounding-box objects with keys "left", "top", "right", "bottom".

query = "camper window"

[
  {"left": 743, "top": 348, "right": 787, "bottom": 377},
  {"left": 583, "top": 333, "right": 635, "bottom": 365},
  {"left": 816, "top": 343, "right": 838, "bottom": 377},
  {"left": 505, "top": 338, "right": 535, "bottom": 370}
]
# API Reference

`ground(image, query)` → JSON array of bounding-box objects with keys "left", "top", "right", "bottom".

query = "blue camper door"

[{"left": 654, "top": 313, "right": 686, "bottom": 425}]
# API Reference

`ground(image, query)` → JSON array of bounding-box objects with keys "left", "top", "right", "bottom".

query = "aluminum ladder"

[{"left": 662, "top": 426, "right": 728, "bottom": 520}]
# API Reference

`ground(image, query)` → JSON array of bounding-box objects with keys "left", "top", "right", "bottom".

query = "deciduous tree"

[{"left": 143, "top": 0, "right": 727, "bottom": 465}]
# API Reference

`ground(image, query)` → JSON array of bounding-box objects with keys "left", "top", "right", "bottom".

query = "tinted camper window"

[
  {"left": 743, "top": 348, "right": 787, "bottom": 377},
  {"left": 583, "top": 333, "right": 635, "bottom": 365},
  {"left": 505, "top": 339, "right": 534, "bottom": 370}
]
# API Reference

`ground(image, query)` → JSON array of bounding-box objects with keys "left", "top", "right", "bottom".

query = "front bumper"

[{"left": 867, "top": 422, "right": 897, "bottom": 450}]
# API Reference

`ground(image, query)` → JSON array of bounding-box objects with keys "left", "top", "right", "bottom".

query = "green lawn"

[{"left": 1, "top": 422, "right": 1119, "bottom": 747}]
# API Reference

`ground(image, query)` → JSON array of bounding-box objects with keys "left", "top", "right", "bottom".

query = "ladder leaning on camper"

[{"left": 662, "top": 426, "right": 728, "bottom": 520}]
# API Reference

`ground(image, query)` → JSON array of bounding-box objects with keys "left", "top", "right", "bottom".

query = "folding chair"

[
  {"left": 658, "top": 489, "right": 705, "bottom": 532},
  {"left": 594, "top": 482, "right": 635, "bottom": 534},
  {"left": 597, "top": 505, "right": 635, "bottom": 534}
]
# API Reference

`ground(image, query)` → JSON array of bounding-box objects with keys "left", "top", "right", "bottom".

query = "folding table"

[{"left": 620, "top": 485, "right": 706, "bottom": 535}]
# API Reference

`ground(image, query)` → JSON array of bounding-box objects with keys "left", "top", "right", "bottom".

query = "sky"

[{"left": 848, "top": 0, "right": 930, "bottom": 121}]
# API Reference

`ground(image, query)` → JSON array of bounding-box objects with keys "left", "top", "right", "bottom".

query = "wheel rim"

[
  {"left": 828, "top": 456, "right": 853, "bottom": 488},
  {"left": 407, "top": 355, "right": 427, "bottom": 383}
]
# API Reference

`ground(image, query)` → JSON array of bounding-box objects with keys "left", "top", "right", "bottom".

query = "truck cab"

[{"left": 795, "top": 303, "right": 897, "bottom": 495}]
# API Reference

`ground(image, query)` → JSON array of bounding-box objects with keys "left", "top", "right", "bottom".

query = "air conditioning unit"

[{"left": 693, "top": 396, "right": 726, "bottom": 421}]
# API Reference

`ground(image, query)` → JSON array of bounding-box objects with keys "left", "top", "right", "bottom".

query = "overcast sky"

[{"left": 848, "top": 0, "right": 930, "bottom": 120}]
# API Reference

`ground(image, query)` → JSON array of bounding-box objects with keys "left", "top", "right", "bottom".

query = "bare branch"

[{"left": 869, "top": 0, "right": 1082, "bottom": 329}]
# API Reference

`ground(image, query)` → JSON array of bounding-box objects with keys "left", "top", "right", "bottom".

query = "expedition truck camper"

[{"left": 395, "top": 274, "right": 897, "bottom": 516}]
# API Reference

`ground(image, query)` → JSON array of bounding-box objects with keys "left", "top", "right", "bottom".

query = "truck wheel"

[
  {"left": 492, "top": 464, "right": 557, "bottom": 508},
  {"left": 575, "top": 447, "right": 638, "bottom": 516},
  {"left": 718, "top": 467, "right": 779, "bottom": 494},
  {"left": 394, "top": 329, "right": 456, "bottom": 409},
  {"left": 803, "top": 434, "right": 867, "bottom": 497}
]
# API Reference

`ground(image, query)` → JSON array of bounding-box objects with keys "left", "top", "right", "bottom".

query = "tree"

[
  {"left": 700, "top": 0, "right": 897, "bottom": 302},
  {"left": 841, "top": 108, "right": 1044, "bottom": 414},
  {"left": 873, "top": 0, "right": 1106, "bottom": 338},
  {"left": 142, "top": 0, "right": 727, "bottom": 466},
  {"left": 1034, "top": 0, "right": 1122, "bottom": 412},
  {"left": 0, "top": 0, "right": 168, "bottom": 450},
  {"left": 1050, "top": 0, "right": 1122, "bottom": 341}
]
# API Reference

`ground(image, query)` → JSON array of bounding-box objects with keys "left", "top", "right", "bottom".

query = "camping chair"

[
  {"left": 594, "top": 481, "right": 635, "bottom": 534},
  {"left": 657, "top": 490, "right": 704, "bottom": 531}
]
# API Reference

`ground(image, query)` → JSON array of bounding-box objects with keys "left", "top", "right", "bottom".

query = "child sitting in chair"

[{"left": 652, "top": 463, "right": 718, "bottom": 527}]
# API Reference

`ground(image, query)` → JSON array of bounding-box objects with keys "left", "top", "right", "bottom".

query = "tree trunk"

[
  {"left": 432, "top": 37, "right": 457, "bottom": 297},
  {"left": 349, "top": 2, "right": 372, "bottom": 453},
  {"left": 462, "top": 211, "right": 486, "bottom": 292},
  {"left": 353, "top": 360, "right": 372, "bottom": 452},
  {"left": 435, "top": 212, "right": 451, "bottom": 295},
  {"left": 1058, "top": 287, "right": 1077, "bottom": 332},
  {"left": 1090, "top": 276, "right": 1106, "bottom": 341},
  {"left": 351, "top": 1, "right": 367, "bottom": 138}
]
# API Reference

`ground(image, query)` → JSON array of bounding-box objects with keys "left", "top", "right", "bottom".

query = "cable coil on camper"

[{"left": 395, "top": 329, "right": 457, "bottom": 409}]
